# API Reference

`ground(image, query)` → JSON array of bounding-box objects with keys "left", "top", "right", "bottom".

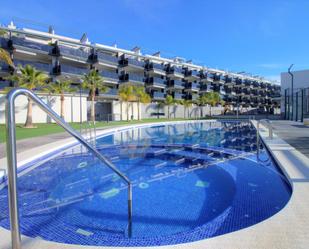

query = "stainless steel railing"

[
  {"left": 257, "top": 119, "right": 273, "bottom": 139},
  {"left": 5, "top": 88, "right": 133, "bottom": 249},
  {"left": 255, "top": 119, "right": 273, "bottom": 156}
]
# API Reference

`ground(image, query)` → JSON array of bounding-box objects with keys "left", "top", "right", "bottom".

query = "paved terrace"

[{"left": 271, "top": 120, "right": 309, "bottom": 158}]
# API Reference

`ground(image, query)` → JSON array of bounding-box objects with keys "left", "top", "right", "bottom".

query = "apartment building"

[{"left": 0, "top": 23, "right": 281, "bottom": 121}]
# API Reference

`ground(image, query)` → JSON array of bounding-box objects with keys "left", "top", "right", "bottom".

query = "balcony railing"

[
  {"left": 11, "top": 37, "right": 50, "bottom": 53},
  {"left": 200, "top": 84, "right": 213, "bottom": 92},
  {"left": 185, "top": 83, "right": 199, "bottom": 91},
  {"left": 206, "top": 73, "right": 214, "bottom": 82},
  {"left": 97, "top": 52, "right": 119, "bottom": 65},
  {"left": 60, "top": 64, "right": 89, "bottom": 76},
  {"left": 167, "top": 79, "right": 184, "bottom": 89},
  {"left": 120, "top": 57, "right": 145, "bottom": 69},
  {"left": 58, "top": 45, "right": 89, "bottom": 61},
  {"left": 100, "top": 88, "right": 118, "bottom": 97},
  {"left": 167, "top": 66, "right": 183, "bottom": 76},
  {"left": 120, "top": 73, "right": 144, "bottom": 84},
  {"left": 173, "top": 92, "right": 183, "bottom": 100},
  {"left": 152, "top": 91, "right": 165, "bottom": 99},
  {"left": 101, "top": 70, "right": 119, "bottom": 81},
  {"left": 146, "top": 62, "right": 165, "bottom": 71},
  {"left": 184, "top": 69, "right": 200, "bottom": 79},
  {"left": 14, "top": 59, "right": 50, "bottom": 73},
  {"left": 213, "top": 74, "right": 225, "bottom": 83},
  {"left": 146, "top": 77, "right": 166, "bottom": 88}
]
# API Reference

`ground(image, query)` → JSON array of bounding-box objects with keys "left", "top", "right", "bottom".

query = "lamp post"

[{"left": 288, "top": 64, "right": 294, "bottom": 121}]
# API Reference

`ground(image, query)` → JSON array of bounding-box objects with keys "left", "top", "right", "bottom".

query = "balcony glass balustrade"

[
  {"left": 168, "top": 79, "right": 184, "bottom": 88},
  {"left": 206, "top": 73, "right": 214, "bottom": 81},
  {"left": 60, "top": 64, "right": 89, "bottom": 76},
  {"left": 146, "top": 77, "right": 166, "bottom": 87},
  {"left": 100, "top": 70, "right": 119, "bottom": 81},
  {"left": 100, "top": 88, "right": 118, "bottom": 97},
  {"left": 58, "top": 45, "right": 89, "bottom": 60},
  {"left": 185, "top": 82, "right": 199, "bottom": 91},
  {"left": 147, "top": 62, "right": 165, "bottom": 71},
  {"left": 97, "top": 52, "right": 119, "bottom": 64},
  {"left": 173, "top": 92, "right": 183, "bottom": 100},
  {"left": 11, "top": 37, "right": 50, "bottom": 53},
  {"left": 152, "top": 91, "right": 165, "bottom": 99},
  {"left": 14, "top": 59, "right": 50, "bottom": 73},
  {"left": 120, "top": 73, "right": 144, "bottom": 84},
  {"left": 120, "top": 57, "right": 145, "bottom": 68}
]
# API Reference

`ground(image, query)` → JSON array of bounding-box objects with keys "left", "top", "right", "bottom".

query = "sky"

[{"left": 1, "top": 0, "right": 309, "bottom": 82}]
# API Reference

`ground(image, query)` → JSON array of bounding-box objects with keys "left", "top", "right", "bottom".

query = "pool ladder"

[
  {"left": 5, "top": 88, "right": 133, "bottom": 249},
  {"left": 251, "top": 119, "right": 273, "bottom": 158}
]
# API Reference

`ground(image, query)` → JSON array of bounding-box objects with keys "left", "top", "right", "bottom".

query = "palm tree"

[
  {"left": 45, "top": 80, "right": 76, "bottom": 119},
  {"left": 165, "top": 95, "right": 174, "bottom": 119},
  {"left": 119, "top": 84, "right": 136, "bottom": 121},
  {"left": 203, "top": 92, "right": 222, "bottom": 116},
  {"left": 0, "top": 30, "right": 14, "bottom": 68},
  {"left": 8, "top": 65, "right": 48, "bottom": 127},
  {"left": 0, "top": 48, "right": 14, "bottom": 67},
  {"left": 196, "top": 94, "right": 208, "bottom": 118},
  {"left": 182, "top": 99, "right": 193, "bottom": 119},
  {"left": 134, "top": 86, "right": 151, "bottom": 120},
  {"left": 82, "top": 69, "right": 106, "bottom": 122}
]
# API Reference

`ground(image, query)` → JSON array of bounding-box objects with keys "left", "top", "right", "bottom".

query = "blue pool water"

[{"left": 0, "top": 121, "right": 291, "bottom": 246}]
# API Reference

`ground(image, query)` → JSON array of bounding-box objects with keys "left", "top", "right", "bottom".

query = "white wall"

[{"left": 0, "top": 92, "right": 88, "bottom": 124}]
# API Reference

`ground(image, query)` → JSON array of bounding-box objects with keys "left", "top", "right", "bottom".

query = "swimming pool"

[{"left": 0, "top": 121, "right": 291, "bottom": 247}]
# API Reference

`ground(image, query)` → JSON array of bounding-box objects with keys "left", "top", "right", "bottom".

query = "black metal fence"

[{"left": 284, "top": 87, "right": 309, "bottom": 121}]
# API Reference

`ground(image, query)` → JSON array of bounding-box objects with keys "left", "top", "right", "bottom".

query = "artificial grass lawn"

[{"left": 0, "top": 118, "right": 190, "bottom": 143}]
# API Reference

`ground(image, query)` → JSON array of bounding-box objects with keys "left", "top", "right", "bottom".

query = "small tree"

[
  {"left": 7, "top": 65, "right": 49, "bottom": 127},
  {"left": 165, "top": 95, "right": 175, "bottom": 119},
  {"left": 119, "top": 84, "right": 136, "bottom": 121},
  {"left": 204, "top": 92, "right": 222, "bottom": 116},
  {"left": 82, "top": 69, "right": 106, "bottom": 122},
  {"left": 45, "top": 80, "right": 76, "bottom": 119},
  {"left": 134, "top": 86, "right": 151, "bottom": 120}
]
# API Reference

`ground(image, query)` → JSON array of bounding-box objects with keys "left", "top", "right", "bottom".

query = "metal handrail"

[
  {"left": 255, "top": 119, "right": 273, "bottom": 157},
  {"left": 5, "top": 88, "right": 132, "bottom": 249},
  {"left": 257, "top": 119, "right": 273, "bottom": 139}
]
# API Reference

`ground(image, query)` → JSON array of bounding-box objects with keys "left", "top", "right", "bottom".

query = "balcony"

[
  {"left": 0, "top": 37, "right": 14, "bottom": 50},
  {"left": 58, "top": 45, "right": 89, "bottom": 63},
  {"left": 119, "top": 73, "right": 144, "bottom": 85},
  {"left": 167, "top": 79, "right": 184, "bottom": 90},
  {"left": 152, "top": 91, "right": 165, "bottom": 100},
  {"left": 235, "top": 78, "right": 244, "bottom": 87},
  {"left": 184, "top": 82, "right": 199, "bottom": 92},
  {"left": 97, "top": 52, "right": 119, "bottom": 68},
  {"left": 200, "top": 83, "right": 213, "bottom": 93},
  {"left": 99, "top": 88, "right": 118, "bottom": 99},
  {"left": 0, "top": 61, "right": 14, "bottom": 75},
  {"left": 219, "top": 86, "right": 226, "bottom": 95},
  {"left": 14, "top": 59, "right": 50, "bottom": 73},
  {"left": 252, "top": 81, "right": 260, "bottom": 89},
  {"left": 55, "top": 64, "right": 89, "bottom": 77},
  {"left": 146, "top": 62, "right": 166, "bottom": 76},
  {"left": 173, "top": 92, "right": 183, "bottom": 100},
  {"left": 185, "top": 93, "right": 198, "bottom": 101},
  {"left": 225, "top": 76, "right": 236, "bottom": 86},
  {"left": 101, "top": 70, "right": 119, "bottom": 84},
  {"left": 243, "top": 80, "right": 252, "bottom": 88},
  {"left": 242, "top": 89, "right": 251, "bottom": 96},
  {"left": 145, "top": 77, "right": 166, "bottom": 89},
  {"left": 11, "top": 36, "right": 50, "bottom": 54},
  {"left": 184, "top": 69, "right": 200, "bottom": 81},
  {"left": 166, "top": 65, "right": 184, "bottom": 79},
  {"left": 205, "top": 73, "right": 214, "bottom": 83},
  {"left": 213, "top": 74, "right": 225, "bottom": 84},
  {"left": 119, "top": 57, "right": 145, "bottom": 71}
]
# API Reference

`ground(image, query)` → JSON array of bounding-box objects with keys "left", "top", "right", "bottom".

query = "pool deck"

[{"left": 0, "top": 120, "right": 309, "bottom": 249}]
